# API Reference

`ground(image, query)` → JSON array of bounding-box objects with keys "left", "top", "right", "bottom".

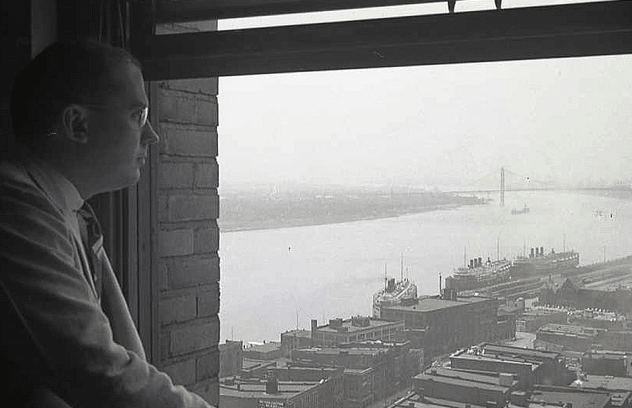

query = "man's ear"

[{"left": 61, "top": 105, "right": 89, "bottom": 144}]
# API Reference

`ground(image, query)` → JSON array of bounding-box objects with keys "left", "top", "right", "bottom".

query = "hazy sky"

[{"left": 216, "top": 1, "right": 632, "bottom": 191}]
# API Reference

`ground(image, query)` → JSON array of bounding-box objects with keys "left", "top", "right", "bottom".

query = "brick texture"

[
  {"left": 159, "top": 124, "right": 218, "bottom": 157},
  {"left": 170, "top": 317, "right": 220, "bottom": 356},
  {"left": 160, "top": 229, "right": 194, "bottom": 257},
  {"left": 194, "top": 160, "right": 219, "bottom": 189},
  {"left": 194, "top": 223, "right": 219, "bottom": 254},
  {"left": 155, "top": 32, "right": 220, "bottom": 405},
  {"left": 164, "top": 256, "right": 220, "bottom": 290},
  {"left": 168, "top": 194, "right": 219, "bottom": 222},
  {"left": 160, "top": 294, "right": 197, "bottom": 326}
]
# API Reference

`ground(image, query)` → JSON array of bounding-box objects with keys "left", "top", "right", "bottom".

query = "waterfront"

[{"left": 219, "top": 189, "right": 632, "bottom": 344}]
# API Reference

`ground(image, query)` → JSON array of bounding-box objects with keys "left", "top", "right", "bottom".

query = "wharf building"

[
  {"left": 580, "top": 350, "right": 632, "bottom": 377},
  {"left": 516, "top": 308, "right": 569, "bottom": 333},
  {"left": 378, "top": 289, "right": 509, "bottom": 359},
  {"left": 535, "top": 323, "right": 632, "bottom": 353},
  {"left": 539, "top": 276, "right": 632, "bottom": 315}
]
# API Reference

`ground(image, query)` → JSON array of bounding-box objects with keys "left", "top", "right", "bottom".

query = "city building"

[
  {"left": 536, "top": 323, "right": 632, "bottom": 353},
  {"left": 310, "top": 316, "right": 405, "bottom": 347},
  {"left": 220, "top": 374, "right": 339, "bottom": 408},
  {"left": 220, "top": 340, "right": 245, "bottom": 378},
  {"left": 292, "top": 341, "right": 418, "bottom": 408},
  {"left": 281, "top": 330, "right": 313, "bottom": 357},
  {"left": 243, "top": 342, "right": 283, "bottom": 360},
  {"left": 539, "top": 277, "right": 632, "bottom": 314},
  {"left": 570, "top": 375, "right": 632, "bottom": 407},
  {"left": 511, "top": 385, "right": 612, "bottom": 408},
  {"left": 240, "top": 359, "right": 277, "bottom": 379},
  {"left": 449, "top": 343, "right": 572, "bottom": 389},
  {"left": 379, "top": 291, "right": 503, "bottom": 359},
  {"left": 516, "top": 308, "right": 569, "bottom": 333},
  {"left": 413, "top": 366, "right": 515, "bottom": 407},
  {"left": 581, "top": 350, "right": 632, "bottom": 377},
  {"left": 535, "top": 324, "right": 601, "bottom": 353}
]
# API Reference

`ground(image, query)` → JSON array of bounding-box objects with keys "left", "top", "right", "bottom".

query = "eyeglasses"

[{"left": 83, "top": 104, "right": 149, "bottom": 129}]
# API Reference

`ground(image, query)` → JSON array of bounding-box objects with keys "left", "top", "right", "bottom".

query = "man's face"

[{"left": 84, "top": 62, "right": 159, "bottom": 192}]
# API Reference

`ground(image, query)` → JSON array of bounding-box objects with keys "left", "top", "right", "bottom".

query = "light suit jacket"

[{"left": 0, "top": 156, "right": 213, "bottom": 408}]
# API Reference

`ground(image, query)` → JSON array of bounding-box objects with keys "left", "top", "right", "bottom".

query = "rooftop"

[
  {"left": 315, "top": 317, "right": 402, "bottom": 333},
  {"left": 220, "top": 380, "right": 320, "bottom": 399},
  {"left": 482, "top": 343, "right": 561, "bottom": 360},
  {"left": 383, "top": 295, "right": 491, "bottom": 313},
  {"left": 281, "top": 329, "right": 312, "bottom": 338},
  {"left": 389, "top": 393, "right": 486, "bottom": 408},
  {"left": 422, "top": 367, "right": 517, "bottom": 387},
  {"left": 295, "top": 346, "right": 386, "bottom": 357},
  {"left": 580, "top": 375, "right": 632, "bottom": 392},
  {"left": 244, "top": 341, "right": 282, "bottom": 353},
  {"left": 415, "top": 371, "right": 510, "bottom": 392},
  {"left": 538, "top": 324, "right": 600, "bottom": 336},
  {"left": 525, "top": 387, "right": 611, "bottom": 408}
]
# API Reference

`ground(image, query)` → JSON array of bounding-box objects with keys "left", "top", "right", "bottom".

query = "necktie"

[{"left": 77, "top": 202, "right": 103, "bottom": 300}]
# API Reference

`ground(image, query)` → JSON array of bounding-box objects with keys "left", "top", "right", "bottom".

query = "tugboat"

[{"left": 511, "top": 204, "right": 530, "bottom": 215}]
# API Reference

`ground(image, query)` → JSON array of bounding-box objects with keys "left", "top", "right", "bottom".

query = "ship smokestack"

[
  {"left": 541, "top": 246, "right": 544, "bottom": 256},
  {"left": 478, "top": 257, "right": 482, "bottom": 267},
  {"left": 530, "top": 248, "right": 535, "bottom": 258},
  {"left": 439, "top": 273, "right": 442, "bottom": 294}
]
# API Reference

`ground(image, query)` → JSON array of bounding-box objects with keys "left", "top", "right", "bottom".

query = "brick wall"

[{"left": 156, "top": 21, "right": 220, "bottom": 405}]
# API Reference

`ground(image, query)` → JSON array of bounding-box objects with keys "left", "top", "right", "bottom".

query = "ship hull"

[
  {"left": 445, "top": 259, "right": 512, "bottom": 292},
  {"left": 510, "top": 251, "right": 579, "bottom": 278}
]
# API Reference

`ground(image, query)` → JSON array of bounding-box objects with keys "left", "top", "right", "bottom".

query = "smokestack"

[
  {"left": 311, "top": 319, "right": 317, "bottom": 332},
  {"left": 478, "top": 257, "right": 482, "bottom": 267},
  {"left": 439, "top": 273, "right": 442, "bottom": 295},
  {"left": 541, "top": 246, "right": 544, "bottom": 256},
  {"left": 530, "top": 248, "right": 534, "bottom": 258}
]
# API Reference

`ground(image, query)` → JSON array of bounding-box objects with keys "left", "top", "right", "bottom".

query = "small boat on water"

[{"left": 511, "top": 204, "right": 530, "bottom": 215}]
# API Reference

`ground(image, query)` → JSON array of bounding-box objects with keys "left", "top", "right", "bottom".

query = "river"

[{"left": 218, "top": 190, "right": 632, "bottom": 344}]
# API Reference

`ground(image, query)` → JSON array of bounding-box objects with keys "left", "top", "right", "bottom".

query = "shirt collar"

[{"left": 26, "top": 156, "right": 85, "bottom": 213}]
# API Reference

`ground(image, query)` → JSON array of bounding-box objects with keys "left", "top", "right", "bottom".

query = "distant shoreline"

[{"left": 219, "top": 203, "right": 465, "bottom": 233}]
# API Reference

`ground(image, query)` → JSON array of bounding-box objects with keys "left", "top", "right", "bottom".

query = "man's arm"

[{"left": 0, "top": 176, "right": 214, "bottom": 408}]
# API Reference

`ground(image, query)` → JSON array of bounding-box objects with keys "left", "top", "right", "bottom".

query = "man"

[{"left": 0, "top": 40, "right": 214, "bottom": 408}]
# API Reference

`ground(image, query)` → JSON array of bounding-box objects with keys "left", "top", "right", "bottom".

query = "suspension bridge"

[{"left": 448, "top": 167, "right": 560, "bottom": 206}]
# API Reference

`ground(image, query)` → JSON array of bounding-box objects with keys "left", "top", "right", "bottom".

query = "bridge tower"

[{"left": 500, "top": 167, "right": 505, "bottom": 206}]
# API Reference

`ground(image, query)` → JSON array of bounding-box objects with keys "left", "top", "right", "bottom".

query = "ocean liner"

[
  {"left": 444, "top": 256, "right": 512, "bottom": 292},
  {"left": 511, "top": 246, "right": 579, "bottom": 278},
  {"left": 372, "top": 277, "right": 418, "bottom": 318}
]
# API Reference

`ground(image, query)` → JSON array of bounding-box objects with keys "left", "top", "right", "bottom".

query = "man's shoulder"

[
  {"left": 0, "top": 157, "right": 41, "bottom": 195},
  {"left": 0, "top": 158, "right": 57, "bottom": 216}
]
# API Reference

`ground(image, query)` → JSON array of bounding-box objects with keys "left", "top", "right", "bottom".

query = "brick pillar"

[{"left": 155, "top": 23, "right": 220, "bottom": 405}]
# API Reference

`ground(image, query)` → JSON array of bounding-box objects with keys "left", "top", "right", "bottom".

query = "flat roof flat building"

[{"left": 310, "top": 316, "right": 405, "bottom": 347}]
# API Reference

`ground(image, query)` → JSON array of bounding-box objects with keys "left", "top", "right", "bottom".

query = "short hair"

[{"left": 10, "top": 39, "right": 141, "bottom": 144}]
